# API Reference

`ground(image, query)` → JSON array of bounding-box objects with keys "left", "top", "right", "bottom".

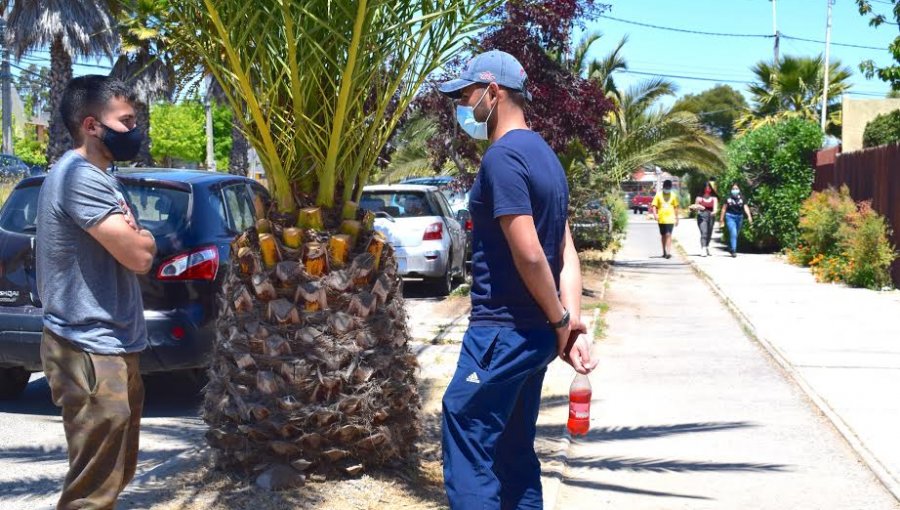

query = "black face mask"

[{"left": 99, "top": 122, "right": 143, "bottom": 161}]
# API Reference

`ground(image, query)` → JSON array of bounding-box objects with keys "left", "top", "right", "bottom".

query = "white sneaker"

[{"left": 705, "top": 248, "right": 711, "bottom": 257}]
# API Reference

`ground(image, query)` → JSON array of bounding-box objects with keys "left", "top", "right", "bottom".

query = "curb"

[
  {"left": 543, "top": 262, "right": 611, "bottom": 510},
  {"left": 673, "top": 237, "right": 900, "bottom": 503}
]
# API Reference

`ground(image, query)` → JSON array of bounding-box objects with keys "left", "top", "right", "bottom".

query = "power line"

[
  {"left": 598, "top": 14, "right": 773, "bottom": 38},
  {"left": 18, "top": 53, "right": 112, "bottom": 70},
  {"left": 600, "top": 14, "right": 890, "bottom": 52}
]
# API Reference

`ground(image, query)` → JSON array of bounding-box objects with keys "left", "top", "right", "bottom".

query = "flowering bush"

[
  {"left": 839, "top": 202, "right": 896, "bottom": 289},
  {"left": 792, "top": 187, "right": 896, "bottom": 290}
]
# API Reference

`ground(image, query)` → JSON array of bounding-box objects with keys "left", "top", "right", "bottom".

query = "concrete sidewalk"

[
  {"left": 551, "top": 217, "right": 898, "bottom": 509},
  {"left": 675, "top": 215, "right": 900, "bottom": 501}
]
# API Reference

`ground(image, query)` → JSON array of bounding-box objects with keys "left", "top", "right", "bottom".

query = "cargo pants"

[
  {"left": 40, "top": 329, "right": 144, "bottom": 510},
  {"left": 442, "top": 326, "right": 558, "bottom": 510}
]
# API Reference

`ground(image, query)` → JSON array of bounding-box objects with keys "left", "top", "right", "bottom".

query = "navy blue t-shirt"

[{"left": 468, "top": 129, "right": 569, "bottom": 329}]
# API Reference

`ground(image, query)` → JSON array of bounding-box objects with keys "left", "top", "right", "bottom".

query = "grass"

[{"left": 449, "top": 283, "right": 470, "bottom": 297}]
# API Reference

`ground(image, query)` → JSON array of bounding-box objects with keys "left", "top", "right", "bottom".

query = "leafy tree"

[
  {"left": 862, "top": 110, "right": 900, "bottom": 148},
  {"left": 673, "top": 85, "right": 748, "bottom": 142},
  {"left": 856, "top": 0, "right": 900, "bottom": 90},
  {"left": 149, "top": 100, "right": 231, "bottom": 168},
  {"left": 741, "top": 55, "right": 851, "bottom": 137},
  {"left": 14, "top": 64, "right": 50, "bottom": 117},
  {"left": 720, "top": 117, "right": 824, "bottom": 251}
]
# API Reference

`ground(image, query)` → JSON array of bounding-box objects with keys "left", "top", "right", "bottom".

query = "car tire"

[
  {"left": 0, "top": 367, "right": 30, "bottom": 400},
  {"left": 431, "top": 260, "right": 453, "bottom": 297},
  {"left": 453, "top": 253, "right": 468, "bottom": 284}
]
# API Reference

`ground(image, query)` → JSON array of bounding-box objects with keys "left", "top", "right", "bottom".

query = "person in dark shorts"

[
  {"left": 437, "top": 49, "right": 597, "bottom": 510},
  {"left": 37, "top": 75, "right": 156, "bottom": 509},
  {"left": 650, "top": 179, "right": 679, "bottom": 258}
]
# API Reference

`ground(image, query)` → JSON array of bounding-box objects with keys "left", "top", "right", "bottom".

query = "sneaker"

[
  {"left": 665, "top": 254, "right": 672, "bottom": 259},
  {"left": 705, "top": 248, "right": 711, "bottom": 257},
  {"left": 730, "top": 251, "right": 737, "bottom": 258}
]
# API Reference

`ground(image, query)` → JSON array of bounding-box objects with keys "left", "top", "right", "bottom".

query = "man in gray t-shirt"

[
  {"left": 37, "top": 75, "right": 157, "bottom": 510},
  {"left": 37, "top": 150, "right": 147, "bottom": 353}
]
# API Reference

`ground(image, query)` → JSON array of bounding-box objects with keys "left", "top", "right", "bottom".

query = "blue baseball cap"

[{"left": 439, "top": 50, "right": 532, "bottom": 101}]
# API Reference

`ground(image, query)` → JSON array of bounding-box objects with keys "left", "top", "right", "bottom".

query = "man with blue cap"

[{"left": 439, "top": 50, "right": 598, "bottom": 509}]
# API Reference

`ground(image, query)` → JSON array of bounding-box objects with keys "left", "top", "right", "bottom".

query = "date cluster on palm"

[{"left": 205, "top": 205, "right": 420, "bottom": 484}]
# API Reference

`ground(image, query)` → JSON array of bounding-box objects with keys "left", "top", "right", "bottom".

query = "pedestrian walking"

[
  {"left": 690, "top": 181, "right": 718, "bottom": 257},
  {"left": 650, "top": 179, "right": 680, "bottom": 259},
  {"left": 719, "top": 183, "right": 754, "bottom": 257},
  {"left": 36, "top": 75, "right": 156, "bottom": 510},
  {"left": 437, "top": 50, "right": 597, "bottom": 510}
]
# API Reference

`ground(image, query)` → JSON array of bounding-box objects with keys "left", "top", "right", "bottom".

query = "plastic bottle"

[{"left": 567, "top": 373, "right": 592, "bottom": 436}]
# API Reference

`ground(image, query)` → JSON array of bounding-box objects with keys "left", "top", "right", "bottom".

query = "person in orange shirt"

[{"left": 650, "top": 180, "right": 679, "bottom": 259}]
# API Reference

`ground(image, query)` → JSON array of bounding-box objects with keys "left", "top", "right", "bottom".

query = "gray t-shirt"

[{"left": 36, "top": 150, "right": 147, "bottom": 354}]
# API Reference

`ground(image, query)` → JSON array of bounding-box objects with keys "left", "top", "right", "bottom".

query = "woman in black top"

[
  {"left": 690, "top": 181, "right": 718, "bottom": 257},
  {"left": 719, "top": 184, "right": 754, "bottom": 257}
]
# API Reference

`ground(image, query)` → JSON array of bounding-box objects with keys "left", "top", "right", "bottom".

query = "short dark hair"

[
  {"left": 501, "top": 85, "right": 528, "bottom": 108},
  {"left": 663, "top": 179, "right": 673, "bottom": 189},
  {"left": 60, "top": 75, "right": 135, "bottom": 144}
]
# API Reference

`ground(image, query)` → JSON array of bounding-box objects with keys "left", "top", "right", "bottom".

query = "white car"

[{"left": 360, "top": 184, "right": 467, "bottom": 295}]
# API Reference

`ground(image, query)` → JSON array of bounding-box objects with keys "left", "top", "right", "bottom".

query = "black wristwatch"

[{"left": 549, "top": 308, "right": 570, "bottom": 329}]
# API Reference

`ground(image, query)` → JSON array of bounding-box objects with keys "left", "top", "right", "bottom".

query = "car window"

[
  {"left": 433, "top": 192, "right": 453, "bottom": 218},
  {"left": 247, "top": 182, "right": 271, "bottom": 219},
  {"left": 222, "top": 184, "right": 255, "bottom": 232},
  {"left": 122, "top": 184, "right": 190, "bottom": 236},
  {"left": 0, "top": 184, "right": 40, "bottom": 233},
  {"left": 360, "top": 191, "right": 435, "bottom": 218}
]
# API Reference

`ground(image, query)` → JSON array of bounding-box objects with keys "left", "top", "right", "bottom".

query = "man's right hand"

[{"left": 557, "top": 323, "right": 597, "bottom": 375}]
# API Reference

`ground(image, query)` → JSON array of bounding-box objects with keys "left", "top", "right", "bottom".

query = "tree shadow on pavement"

[
  {"left": 558, "top": 477, "right": 713, "bottom": 501},
  {"left": 563, "top": 456, "right": 787, "bottom": 473},
  {"left": 0, "top": 373, "right": 205, "bottom": 419},
  {"left": 537, "top": 421, "right": 756, "bottom": 445}
]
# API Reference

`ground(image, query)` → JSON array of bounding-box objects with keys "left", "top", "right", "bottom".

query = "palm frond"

[{"left": 6, "top": 0, "right": 118, "bottom": 59}]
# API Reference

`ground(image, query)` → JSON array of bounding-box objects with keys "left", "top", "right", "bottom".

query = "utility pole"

[
  {"left": 204, "top": 77, "right": 216, "bottom": 172},
  {"left": 0, "top": 18, "right": 12, "bottom": 155},
  {"left": 772, "top": 0, "right": 780, "bottom": 64},
  {"left": 821, "top": 0, "right": 835, "bottom": 132}
]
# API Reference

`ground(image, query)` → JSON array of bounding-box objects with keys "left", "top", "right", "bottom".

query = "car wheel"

[
  {"left": 0, "top": 367, "right": 30, "bottom": 400},
  {"left": 453, "top": 253, "right": 468, "bottom": 284},
  {"left": 431, "top": 262, "right": 453, "bottom": 297}
]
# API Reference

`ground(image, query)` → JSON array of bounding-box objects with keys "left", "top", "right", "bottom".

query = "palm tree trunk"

[
  {"left": 48, "top": 36, "right": 73, "bottom": 165},
  {"left": 229, "top": 120, "right": 249, "bottom": 176},
  {"left": 134, "top": 101, "right": 153, "bottom": 166}
]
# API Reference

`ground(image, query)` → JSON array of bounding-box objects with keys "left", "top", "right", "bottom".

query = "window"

[
  {"left": 222, "top": 184, "right": 255, "bottom": 233},
  {"left": 432, "top": 192, "right": 453, "bottom": 219},
  {"left": 122, "top": 184, "right": 190, "bottom": 236},
  {"left": 360, "top": 191, "right": 435, "bottom": 218},
  {"left": 247, "top": 183, "right": 271, "bottom": 220},
  {"left": 0, "top": 185, "right": 40, "bottom": 234}
]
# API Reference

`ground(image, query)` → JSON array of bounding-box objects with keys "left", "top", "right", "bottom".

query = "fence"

[{"left": 813, "top": 143, "right": 900, "bottom": 285}]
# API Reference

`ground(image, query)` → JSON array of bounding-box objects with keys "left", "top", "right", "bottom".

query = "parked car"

[
  {"left": 0, "top": 169, "right": 271, "bottom": 399},
  {"left": 360, "top": 184, "right": 467, "bottom": 296},
  {"left": 0, "top": 154, "right": 31, "bottom": 179},
  {"left": 455, "top": 208, "right": 473, "bottom": 267},
  {"left": 631, "top": 192, "right": 653, "bottom": 214},
  {"left": 401, "top": 176, "right": 469, "bottom": 212}
]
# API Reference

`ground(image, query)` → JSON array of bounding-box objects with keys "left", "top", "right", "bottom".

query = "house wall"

[{"left": 842, "top": 97, "right": 900, "bottom": 152}]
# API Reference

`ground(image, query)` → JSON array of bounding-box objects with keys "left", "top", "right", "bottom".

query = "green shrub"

[
  {"left": 794, "top": 186, "right": 856, "bottom": 264},
  {"left": 604, "top": 190, "right": 629, "bottom": 236},
  {"left": 720, "top": 118, "right": 823, "bottom": 251},
  {"left": 839, "top": 202, "right": 896, "bottom": 289},
  {"left": 862, "top": 110, "right": 900, "bottom": 148}
]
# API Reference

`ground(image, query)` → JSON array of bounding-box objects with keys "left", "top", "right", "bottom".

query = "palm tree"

[
  {"left": 165, "top": 0, "right": 496, "bottom": 479},
  {"left": 600, "top": 78, "right": 725, "bottom": 185},
  {"left": 743, "top": 54, "right": 852, "bottom": 136},
  {"left": 3, "top": 0, "right": 118, "bottom": 164},
  {"left": 109, "top": 0, "right": 174, "bottom": 166}
]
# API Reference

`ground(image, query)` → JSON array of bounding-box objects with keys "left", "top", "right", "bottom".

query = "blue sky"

[{"left": 577, "top": 0, "right": 898, "bottom": 105}]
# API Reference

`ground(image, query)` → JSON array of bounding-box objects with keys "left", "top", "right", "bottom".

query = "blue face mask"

[
  {"left": 731, "top": 190, "right": 740, "bottom": 198},
  {"left": 456, "top": 88, "right": 495, "bottom": 140}
]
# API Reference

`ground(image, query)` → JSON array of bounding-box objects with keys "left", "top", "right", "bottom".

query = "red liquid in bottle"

[{"left": 567, "top": 375, "right": 592, "bottom": 436}]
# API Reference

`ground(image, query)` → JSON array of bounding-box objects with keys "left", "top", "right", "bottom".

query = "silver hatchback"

[{"left": 360, "top": 184, "right": 467, "bottom": 295}]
